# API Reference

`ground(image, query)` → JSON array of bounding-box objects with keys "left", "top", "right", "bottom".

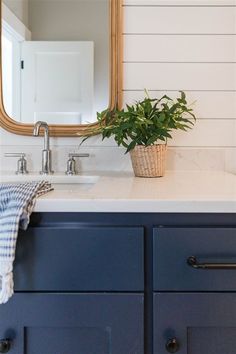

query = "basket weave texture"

[{"left": 130, "top": 144, "right": 167, "bottom": 177}]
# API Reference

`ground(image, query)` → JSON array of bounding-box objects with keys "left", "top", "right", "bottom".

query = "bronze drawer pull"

[{"left": 187, "top": 256, "right": 236, "bottom": 269}]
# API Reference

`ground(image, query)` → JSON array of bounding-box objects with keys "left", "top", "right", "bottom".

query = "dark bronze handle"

[
  {"left": 0, "top": 339, "right": 11, "bottom": 353},
  {"left": 166, "top": 338, "right": 180, "bottom": 353},
  {"left": 187, "top": 256, "right": 236, "bottom": 270}
]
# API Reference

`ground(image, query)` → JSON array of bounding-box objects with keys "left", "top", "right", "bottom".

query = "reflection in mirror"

[{"left": 1, "top": 0, "right": 109, "bottom": 125}]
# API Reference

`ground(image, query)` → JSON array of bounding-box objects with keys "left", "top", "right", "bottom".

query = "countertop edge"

[{"left": 34, "top": 199, "right": 236, "bottom": 213}]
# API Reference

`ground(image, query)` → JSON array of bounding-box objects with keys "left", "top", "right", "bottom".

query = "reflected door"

[{"left": 20, "top": 41, "right": 94, "bottom": 124}]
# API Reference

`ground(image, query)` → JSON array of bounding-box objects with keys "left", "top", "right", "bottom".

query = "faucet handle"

[
  {"left": 66, "top": 153, "right": 90, "bottom": 175},
  {"left": 69, "top": 153, "right": 90, "bottom": 158},
  {"left": 5, "top": 153, "right": 29, "bottom": 175}
]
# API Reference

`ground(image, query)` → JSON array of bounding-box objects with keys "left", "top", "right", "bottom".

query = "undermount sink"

[{"left": 0, "top": 173, "right": 100, "bottom": 191}]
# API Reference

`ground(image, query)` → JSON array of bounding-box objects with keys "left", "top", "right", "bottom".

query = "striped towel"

[{"left": 0, "top": 181, "right": 53, "bottom": 304}]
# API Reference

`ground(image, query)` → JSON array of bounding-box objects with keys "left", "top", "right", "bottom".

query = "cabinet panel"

[
  {"left": 153, "top": 227, "right": 236, "bottom": 291},
  {"left": 0, "top": 293, "right": 144, "bottom": 354},
  {"left": 26, "top": 327, "right": 108, "bottom": 354},
  {"left": 14, "top": 226, "right": 144, "bottom": 291},
  {"left": 154, "top": 293, "right": 236, "bottom": 354}
]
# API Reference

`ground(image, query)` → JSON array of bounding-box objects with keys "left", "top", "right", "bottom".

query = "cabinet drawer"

[
  {"left": 14, "top": 226, "right": 144, "bottom": 291},
  {"left": 154, "top": 292, "right": 236, "bottom": 354},
  {"left": 153, "top": 227, "right": 236, "bottom": 291},
  {"left": 0, "top": 293, "right": 144, "bottom": 354}
]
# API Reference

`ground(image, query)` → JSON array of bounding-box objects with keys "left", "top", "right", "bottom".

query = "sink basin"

[
  {"left": 0, "top": 173, "right": 100, "bottom": 191},
  {"left": 51, "top": 175, "right": 100, "bottom": 191}
]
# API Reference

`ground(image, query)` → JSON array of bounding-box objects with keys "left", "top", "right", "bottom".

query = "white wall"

[
  {"left": 3, "top": 0, "right": 29, "bottom": 27},
  {"left": 1, "top": 0, "right": 236, "bottom": 173}
]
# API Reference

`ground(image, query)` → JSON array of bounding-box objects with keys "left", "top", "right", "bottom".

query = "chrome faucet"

[{"left": 33, "top": 121, "right": 54, "bottom": 175}]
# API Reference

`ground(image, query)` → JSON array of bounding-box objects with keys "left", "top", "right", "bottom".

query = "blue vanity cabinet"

[
  {"left": 3, "top": 212, "right": 236, "bottom": 354},
  {"left": 0, "top": 293, "right": 144, "bottom": 354},
  {"left": 6, "top": 218, "right": 145, "bottom": 354},
  {"left": 154, "top": 293, "right": 236, "bottom": 354},
  {"left": 153, "top": 226, "right": 236, "bottom": 354}
]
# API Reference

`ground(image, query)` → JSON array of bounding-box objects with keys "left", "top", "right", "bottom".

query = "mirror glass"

[{"left": 1, "top": 0, "right": 109, "bottom": 125}]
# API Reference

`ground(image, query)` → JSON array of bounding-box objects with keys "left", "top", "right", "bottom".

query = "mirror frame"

[{"left": 0, "top": 0, "right": 123, "bottom": 136}]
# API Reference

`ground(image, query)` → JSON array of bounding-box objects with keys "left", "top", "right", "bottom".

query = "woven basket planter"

[{"left": 130, "top": 144, "right": 167, "bottom": 177}]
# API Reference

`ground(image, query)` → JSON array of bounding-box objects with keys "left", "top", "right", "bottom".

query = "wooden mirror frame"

[{"left": 0, "top": 0, "right": 123, "bottom": 137}]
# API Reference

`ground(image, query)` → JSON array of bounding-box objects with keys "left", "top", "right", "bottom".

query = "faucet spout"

[
  {"left": 33, "top": 121, "right": 50, "bottom": 150},
  {"left": 33, "top": 121, "right": 53, "bottom": 175}
]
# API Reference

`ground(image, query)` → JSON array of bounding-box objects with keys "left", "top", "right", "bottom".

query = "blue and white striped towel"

[{"left": 0, "top": 181, "right": 53, "bottom": 304}]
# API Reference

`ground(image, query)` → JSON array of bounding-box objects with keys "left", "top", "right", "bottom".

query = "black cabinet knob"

[
  {"left": 166, "top": 338, "right": 180, "bottom": 353},
  {"left": 0, "top": 339, "right": 11, "bottom": 353}
]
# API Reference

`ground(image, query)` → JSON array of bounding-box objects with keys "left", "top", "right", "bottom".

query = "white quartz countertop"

[
  {"left": 11, "top": 170, "right": 236, "bottom": 213},
  {"left": 2, "top": 170, "right": 236, "bottom": 213}
]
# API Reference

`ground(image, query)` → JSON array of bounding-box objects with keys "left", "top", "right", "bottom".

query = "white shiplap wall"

[
  {"left": 1, "top": 0, "right": 236, "bottom": 173},
  {"left": 123, "top": 0, "right": 236, "bottom": 149}
]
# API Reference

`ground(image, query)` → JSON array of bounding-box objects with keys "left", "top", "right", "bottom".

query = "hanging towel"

[{"left": 0, "top": 181, "right": 53, "bottom": 304}]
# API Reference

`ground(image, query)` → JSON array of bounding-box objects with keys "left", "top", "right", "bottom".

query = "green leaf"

[
  {"left": 126, "top": 140, "right": 137, "bottom": 153},
  {"left": 80, "top": 90, "right": 196, "bottom": 153}
]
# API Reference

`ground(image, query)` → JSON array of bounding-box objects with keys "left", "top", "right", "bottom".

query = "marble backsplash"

[
  {"left": 0, "top": 143, "right": 235, "bottom": 175},
  {"left": 0, "top": 129, "right": 235, "bottom": 175}
]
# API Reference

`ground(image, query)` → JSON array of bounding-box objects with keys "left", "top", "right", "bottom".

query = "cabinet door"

[
  {"left": 15, "top": 226, "right": 144, "bottom": 291},
  {"left": 154, "top": 293, "right": 236, "bottom": 354},
  {"left": 0, "top": 293, "right": 143, "bottom": 354}
]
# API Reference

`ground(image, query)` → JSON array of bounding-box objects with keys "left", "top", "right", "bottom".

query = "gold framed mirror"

[{"left": 0, "top": 0, "right": 123, "bottom": 137}]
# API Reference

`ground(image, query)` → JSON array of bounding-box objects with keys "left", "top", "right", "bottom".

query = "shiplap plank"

[
  {"left": 124, "top": 7, "right": 236, "bottom": 34},
  {"left": 123, "top": 91, "right": 236, "bottom": 119},
  {"left": 124, "top": 0, "right": 236, "bottom": 5},
  {"left": 169, "top": 119, "right": 236, "bottom": 147},
  {"left": 124, "top": 63, "right": 236, "bottom": 91},
  {"left": 124, "top": 35, "right": 236, "bottom": 63}
]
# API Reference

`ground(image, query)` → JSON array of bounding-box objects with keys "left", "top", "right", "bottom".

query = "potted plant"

[{"left": 82, "top": 91, "right": 196, "bottom": 177}]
